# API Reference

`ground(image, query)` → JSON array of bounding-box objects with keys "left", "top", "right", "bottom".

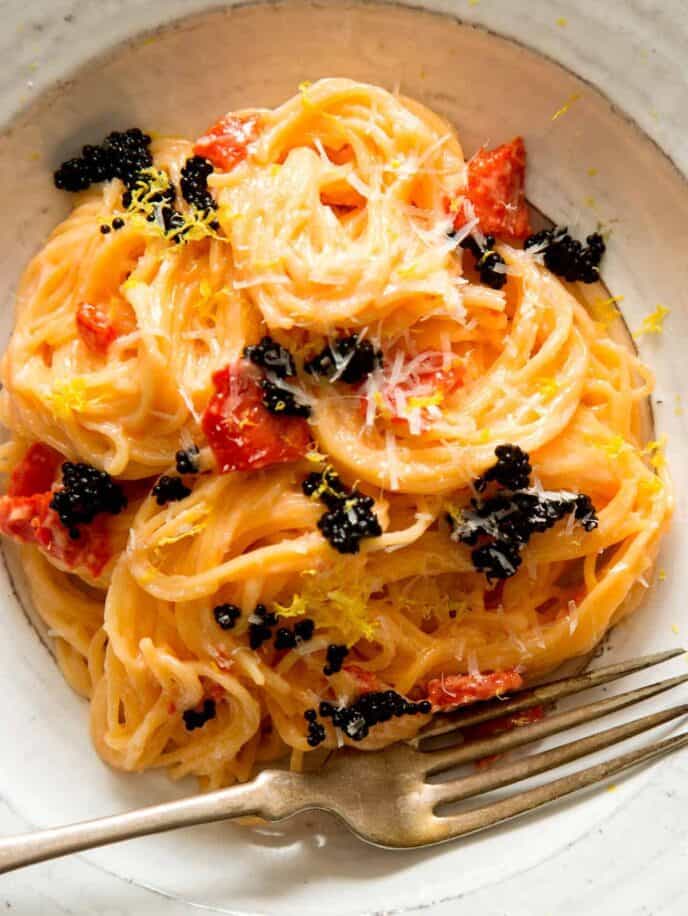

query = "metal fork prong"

[
  {"left": 414, "top": 648, "right": 685, "bottom": 745},
  {"left": 423, "top": 672, "right": 688, "bottom": 775},
  {"left": 427, "top": 702, "right": 688, "bottom": 806},
  {"left": 429, "top": 730, "right": 688, "bottom": 845}
]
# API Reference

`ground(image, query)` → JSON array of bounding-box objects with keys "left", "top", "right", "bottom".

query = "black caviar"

[
  {"left": 175, "top": 445, "right": 200, "bottom": 475},
  {"left": 302, "top": 467, "right": 348, "bottom": 508},
  {"left": 304, "top": 709, "right": 327, "bottom": 748},
  {"left": 152, "top": 475, "right": 191, "bottom": 506},
  {"left": 54, "top": 129, "right": 220, "bottom": 242},
  {"left": 180, "top": 155, "right": 217, "bottom": 213},
  {"left": 524, "top": 227, "right": 605, "bottom": 284},
  {"left": 318, "top": 692, "right": 431, "bottom": 743},
  {"left": 132, "top": 172, "right": 183, "bottom": 235},
  {"left": 302, "top": 469, "right": 382, "bottom": 554},
  {"left": 243, "top": 336, "right": 311, "bottom": 417},
  {"left": 213, "top": 603, "right": 241, "bottom": 630},
  {"left": 244, "top": 336, "right": 296, "bottom": 379},
  {"left": 323, "top": 643, "right": 349, "bottom": 676},
  {"left": 54, "top": 128, "right": 153, "bottom": 195},
  {"left": 304, "top": 335, "right": 383, "bottom": 385},
  {"left": 248, "top": 604, "right": 278, "bottom": 650},
  {"left": 183, "top": 698, "right": 216, "bottom": 731},
  {"left": 458, "top": 234, "right": 507, "bottom": 290},
  {"left": 475, "top": 444, "right": 532, "bottom": 492},
  {"left": 260, "top": 379, "right": 311, "bottom": 418},
  {"left": 274, "top": 619, "right": 315, "bottom": 650},
  {"left": 448, "top": 445, "right": 598, "bottom": 581},
  {"left": 49, "top": 462, "right": 127, "bottom": 539}
]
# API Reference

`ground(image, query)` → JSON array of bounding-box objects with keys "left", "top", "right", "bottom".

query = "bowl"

[{"left": 0, "top": 2, "right": 686, "bottom": 913}]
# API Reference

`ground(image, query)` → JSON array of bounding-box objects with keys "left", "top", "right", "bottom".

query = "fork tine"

[
  {"left": 428, "top": 730, "right": 688, "bottom": 844},
  {"left": 428, "top": 702, "right": 688, "bottom": 806},
  {"left": 415, "top": 648, "right": 685, "bottom": 744},
  {"left": 423, "top": 673, "right": 688, "bottom": 775}
]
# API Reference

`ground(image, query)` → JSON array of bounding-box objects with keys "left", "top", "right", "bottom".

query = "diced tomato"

[
  {"left": 469, "top": 705, "right": 546, "bottom": 768},
  {"left": 0, "top": 491, "right": 110, "bottom": 577},
  {"left": 76, "top": 302, "right": 119, "bottom": 354},
  {"left": 465, "top": 704, "right": 545, "bottom": 741},
  {"left": 76, "top": 296, "right": 137, "bottom": 356},
  {"left": 426, "top": 669, "right": 523, "bottom": 710},
  {"left": 484, "top": 580, "right": 505, "bottom": 610},
  {"left": 8, "top": 443, "right": 62, "bottom": 498},
  {"left": 343, "top": 665, "right": 382, "bottom": 694},
  {"left": 360, "top": 351, "right": 464, "bottom": 430},
  {"left": 456, "top": 137, "right": 531, "bottom": 239},
  {"left": 201, "top": 363, "right": 311, "bottom": 473},
  {"left": 194, "top": 113, "right": 261, "bottom": 171},
  {"left": 206, "top": 682, "right": 226, "bottom": 704}
]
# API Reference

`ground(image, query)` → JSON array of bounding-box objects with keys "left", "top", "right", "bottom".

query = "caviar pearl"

[
  {"left": 152, "top": 475, "right": 191, "bottom": 506},
  {"left": 213, "top": 603, "right": 241, "bottom": 630}
]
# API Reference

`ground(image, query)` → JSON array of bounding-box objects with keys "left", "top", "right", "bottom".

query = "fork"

[{"left": 1, "top": 648, "right": 687, "bottom": 872}]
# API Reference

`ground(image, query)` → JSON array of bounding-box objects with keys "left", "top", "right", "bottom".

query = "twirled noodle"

[{"left": 0, "top": 79, "right": 672, "bottom": 788}]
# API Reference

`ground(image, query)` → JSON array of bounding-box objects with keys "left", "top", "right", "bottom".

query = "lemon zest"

[
  {"left": 585, "top": 433, "right": 629, "bottom": 459},
  {"left": 408, "top": 392, "right": 444, "bottom": 410},
  {"left": 589, "top": 294, "right": 623, "bottom": 327},
  {"left": 537, "top": 378, "right": 560, "bottom": 400},
  {"left": 638, "top": 475, "right": 663, "bottom": 497},
  {"left": 397, "top": 261, "right": 420, "bottom": 277},
  {"left": 155, "top": 502, "right": 211, "bottom": 547},
  {"left": 552, "top": 93, "right": 581, "bottom": 121},
  {"left": 275, "top": 559, "right": 378, "bottom": 645},
  {"left": 298, "top": 81, "right": 315, "bottom": 109},
  {"left": 48, "top": 378, "right": 89, "bottom": 420},
  {"left": 126, "top": 167, "right": 224, "bottom": 244},
  {"left": 635, "top": 304, "right": 670, "bottom": 337},
  {"left": 642, "top": 436, "right": 667, "bottom": 470},
  {"left": 305, "top": 450, "right": 327, "bottom": 464}
]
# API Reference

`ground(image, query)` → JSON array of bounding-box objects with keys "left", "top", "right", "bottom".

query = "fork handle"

[{"left": 0, "top": 771, "right": 294, "bottom": 874}]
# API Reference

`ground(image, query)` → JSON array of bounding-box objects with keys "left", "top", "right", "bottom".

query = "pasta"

[{"left": 0, "top": 79, "right": 671, "bottom": 789}]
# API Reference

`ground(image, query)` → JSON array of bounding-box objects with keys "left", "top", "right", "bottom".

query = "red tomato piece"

[
  {"left": 484, "top": 580, "right": 505, "bottom": 610},
  {"left": 76, "top": 302, "right": 119, "bottom": 354},
  {"left": 343, "top": 665, "right": 382, "bottom": 695},
  {"left": 466, "top": 704, "right": 546, "bottom": 741},
  {"left": 201, "top": 363, "right": 311, "bottom": 473},
  {"left": 426, "top": 669, "right": 523, "bottom": 710},
  {"left": 360, "top": 352, "right": 464, "bottom": 429},
  {"left": 0, "top": 491, "right": 110, "bottom": 577},
  {"left": 8, "top": 443, "right": 62, "bottom": 498},
  {"left": 194, "top": 113, "right": 261, "bottom": 171},
  {"left": 457, "top": 137, "right": 531, "bottom": 239}
]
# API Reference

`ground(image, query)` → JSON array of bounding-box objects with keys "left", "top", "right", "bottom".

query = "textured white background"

[{"left": 0, "top": 1, "right": 686, "bottom": 913}]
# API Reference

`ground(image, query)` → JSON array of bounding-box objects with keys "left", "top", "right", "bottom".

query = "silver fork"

[{"left": 1, "top": 648, "right": 687, "bottom": 872}]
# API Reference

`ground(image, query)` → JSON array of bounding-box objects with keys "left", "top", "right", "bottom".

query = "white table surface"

[{"left": 0, "top": 1, "right": 686, "bottom": 913}]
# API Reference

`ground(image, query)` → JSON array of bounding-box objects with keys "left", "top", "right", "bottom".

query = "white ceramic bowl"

[{"left": 0, "top": 2, "right": 686, "bottom": 913}]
